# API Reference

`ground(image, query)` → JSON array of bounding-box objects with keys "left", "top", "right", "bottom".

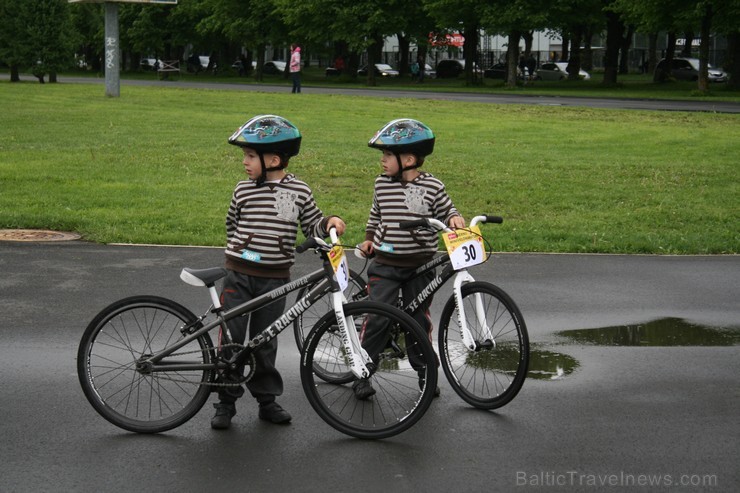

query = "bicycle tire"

[
  {"left": 293, "top": 269, "right": 367, "bottom": 350},
  {"left": 77, "top": 295, "right": 216, "bottom": 433},
  {"left": 300, "top": 301, "right": 438, "bottom": 439},
  {"left": 438, "top": 282, "right": 529, "bottom": 409}
]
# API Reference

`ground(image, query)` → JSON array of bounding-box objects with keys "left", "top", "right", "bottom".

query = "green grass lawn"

[{"left": 1, "top": 80, "right": 738, "bottom": 254}]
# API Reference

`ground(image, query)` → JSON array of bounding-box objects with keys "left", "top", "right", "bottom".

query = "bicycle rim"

[
  {"left": 439, "top": 282, "right": 529, "bottom": 409},
  {"left": 301, "top": 301, "right": 437, "bottom": 439},
  {"left": 77, "top": 296, "right": 215, "bottom": 433}
]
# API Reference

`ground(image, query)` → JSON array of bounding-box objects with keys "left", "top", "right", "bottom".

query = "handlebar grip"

[
  {"left": 399, "top": 219, "right": 429, "bottom": 230},
  {"left": 485, "top": 215, "right": 504, "bottom": 224},
  {"left": 296, "top": 237, "right": 318, "bottom": 254}
]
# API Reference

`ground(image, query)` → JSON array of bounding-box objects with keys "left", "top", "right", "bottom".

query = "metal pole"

[{"left": 104, "top": 2, "right": 120, "bottom": 97}]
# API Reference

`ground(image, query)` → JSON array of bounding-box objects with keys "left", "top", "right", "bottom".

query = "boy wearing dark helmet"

[
  {"left": 355, "top": 119, "right": 464, "bottom": 399},
  {"left": 212, "top": 115, "right": 345, "bottom": 429}
]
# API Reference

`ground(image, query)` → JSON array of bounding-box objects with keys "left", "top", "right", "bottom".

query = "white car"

[{"left": 535, "top": 62, "right": 591, "bottom": 81}]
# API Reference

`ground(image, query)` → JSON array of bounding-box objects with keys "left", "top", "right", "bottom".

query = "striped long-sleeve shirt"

[
  {"left": 224, "top": 174, "right": 332, "bottom": 278},
  {"left": 365, "top": 172, "right": 460, "bottom": 267}
]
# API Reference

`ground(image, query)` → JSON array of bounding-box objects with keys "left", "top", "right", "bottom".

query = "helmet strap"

[
  {"left": 256, "top": 153, "right": 267, "bottom": 187},
  {"left": 393, "top": 152, "right": 421, "bottom": 182},
  {"left": 256, "top": 153, "right": 288, "bottom": 187}
]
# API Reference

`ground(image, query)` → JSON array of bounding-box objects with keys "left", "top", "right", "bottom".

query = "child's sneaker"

[
  {"left": 211, "top": 402, "right": 236, "bottom": 430},
  {"left": 352, "top": 378, "right": 376, "bottom": 400},
  {"left": 258, "top": 401, "right": 292, "bottom": 424}
]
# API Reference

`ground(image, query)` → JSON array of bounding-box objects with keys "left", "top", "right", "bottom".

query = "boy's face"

[
  {"left": 380, "top": 150, "right": 415, "bottom": 176},
  {"left": 241, "top": 147, "right": 280, "bottom": 180}
]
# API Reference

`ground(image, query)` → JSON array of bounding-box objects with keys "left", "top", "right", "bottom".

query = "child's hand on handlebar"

[
  {"left": 326, "top": 217, "right": 346, "bottom": 236},
  {"left": 448, "top": 215, "right": 466, "bottom": 229}
]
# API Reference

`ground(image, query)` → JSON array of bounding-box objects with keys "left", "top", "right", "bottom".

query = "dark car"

[
  {"left": 655, "top": 57, "right": 727, "bottom": 82},
  {"left": 483, "top": 62, "right": 524, "bottom": 80},
  {"left": 357, "top": 63, "right": 399, "bottom": 77},
  {"left": 436, "top": 59, "right": 483, "bottom": 78}
]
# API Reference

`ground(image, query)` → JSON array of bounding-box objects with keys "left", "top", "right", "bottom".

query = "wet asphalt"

[{"left": 1, "top": 240, "right": 738, "bottom": 492}]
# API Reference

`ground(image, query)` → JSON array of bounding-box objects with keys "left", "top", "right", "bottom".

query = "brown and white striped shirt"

[
  {"left": 224, "top": 174, "right": 332, "bottom": 278},
  {"left": 365, "top": 172, "right": 460, "bottom": 267}
]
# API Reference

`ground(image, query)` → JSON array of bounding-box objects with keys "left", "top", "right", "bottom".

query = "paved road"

[
  {"left": 1, "top": 241, "right": 738, "bottom": 492},
  {"left": 40, "top": 75, "right": 740, "bottom": 114}
]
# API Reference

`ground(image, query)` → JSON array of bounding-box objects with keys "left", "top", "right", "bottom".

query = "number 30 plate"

[{"left": 442, "top": 226, "right": 486, "bottom": 270}]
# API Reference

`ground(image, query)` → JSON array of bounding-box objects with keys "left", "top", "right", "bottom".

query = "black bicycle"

[
  {"left": 77, "top": 231, "right": 438, "bottom": 439},
  {"left": 294, "top": 215, "right": 529, "bottom": 409}
]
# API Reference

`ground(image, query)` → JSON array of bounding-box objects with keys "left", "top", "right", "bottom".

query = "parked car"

[
  {"left": 263, "top": 60, "right": 287, "bottom": 74},
  {"left": 484, "top": 62, "right": 523, "bottom": 80},
  {"left": 535, "top": 62, "right": 591, "bottom": 81},
  {"left": 357, "top": 63, "right": 400, "bottom": 77},
  {"left": 436, "top": 59, "right": 483, "bottom": 78},
  {"left": 655, "top": 57, "right": 728, "bottom": 82}
]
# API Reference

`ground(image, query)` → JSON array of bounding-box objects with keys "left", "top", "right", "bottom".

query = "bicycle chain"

[{"left": 147, "top": 343, "right": 253, "bottom": 388}]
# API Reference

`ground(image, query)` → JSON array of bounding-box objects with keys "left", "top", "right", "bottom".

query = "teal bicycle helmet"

[
  {"left": 228, "top": 115, "right": 302, "bottom": 185},
  {"left": 368, "top": 118, "right": 435, "bottom": 157},
  {"left": 368, "top": 118, "right": 435, "bottom": 180}
]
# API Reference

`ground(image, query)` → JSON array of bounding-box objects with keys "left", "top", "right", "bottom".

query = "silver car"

[{"left": 535, "top": 62, "right": 591, "bottom": 81}]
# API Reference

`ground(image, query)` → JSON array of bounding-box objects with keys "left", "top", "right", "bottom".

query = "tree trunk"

[
  {"left": 567, "top": 26, "right": 583, "bottom": 80},
  {"left": 523, "top": 31, "right": 533, "bottom": 56},
  {"left": 697, "top": 4, "right": 712, "bottom": 92},
  {"left": 619, "top": 25, "right": 635, "bottom": 74},
  {"left": 10, "top": 65, "right": 20, "bottom": 82},
  {"left": 726, "top": 31, "right": 740, "bottom": 90},
  {"left": 582, "top": 27, "right": 593, "bottom": 71},
  {"left": 561, "top": 32, "right": 570, "bottom": 62},
  {"left": 462, "top": 22, "right": 480, "bottom": 85},
  {"left": 506, "top": 30, "right": 521, "bottom": 88},
  {"left": 602, "top": 10, "right": 624, "bottom": 85},
  {"left": 654, "top": 32, "right": 676, "bottom": 82},
  {"left": 681, "top": 31, "right": 694, "bottom": 57},
  {"left": 647, "top": 32, "right": 658, "bottom": 75},
  {"left": 397, "top": 33, "right": 410, "bottom": 77}
]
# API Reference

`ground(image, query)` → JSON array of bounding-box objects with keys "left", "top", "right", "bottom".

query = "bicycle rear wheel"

[
  {"left": 77, "top": 296, "right": 216, "bottom": 433},
  {"left": 438, "top": 282, "right": 529, "bottom": 409},
  {"left": 301, "top": 301, "right": 437, "bottom": 439}
]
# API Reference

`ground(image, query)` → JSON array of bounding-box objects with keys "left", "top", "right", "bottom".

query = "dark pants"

[
  {"left": 291, "top": 72, "right": 301, "bottom": 93},
  {"left": 359, "top": 262, "right": 436, "bottom": 371},
  {"left": 217, "top": 270, "right": 287, "bottom": 406}
]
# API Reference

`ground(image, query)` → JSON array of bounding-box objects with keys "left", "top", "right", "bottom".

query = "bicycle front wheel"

[
  {"left": 301, "top": 301, "right": 438, "bottom": 440},
  {"left": 439, "top": 282, "right": 529, "bottom": 409},
  {"left": 293, "top": 269, "right": 367, "bottom": 350},
  {"left": 77, "top": 296, "right": 216, "bottom": 433}
]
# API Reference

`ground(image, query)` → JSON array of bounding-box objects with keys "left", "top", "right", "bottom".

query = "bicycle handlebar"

[
  {"left": 296, "top": 227, "right": 340, "bottom": 254},
  {"left": 399, "top": 215, "right": 503, "bottom": 231}
]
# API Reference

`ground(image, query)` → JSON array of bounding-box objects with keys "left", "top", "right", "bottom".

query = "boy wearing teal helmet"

[
  {"left": 212, "top": 115, "right": 345, "bottom": 429},
  {"left": 355, "top": 119, "right": 464, "bottom": 399}
]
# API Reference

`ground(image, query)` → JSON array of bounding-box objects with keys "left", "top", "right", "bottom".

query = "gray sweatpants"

[{"left": 217, "top": 270, "right": 287, "bottom": 406}]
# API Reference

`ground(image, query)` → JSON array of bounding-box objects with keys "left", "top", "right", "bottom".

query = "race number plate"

[
  {"left": 443, "top": 226, "right": 485, "bottom": 270},
  {"left": 328, "top": 245, "right": 349, "bottom": 291}
]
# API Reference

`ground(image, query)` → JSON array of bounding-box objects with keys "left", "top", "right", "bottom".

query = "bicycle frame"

[
  {"left": 138, "top": 247, "right": 372, "bottom": 379},
  {"left": 398, "top": 215, "right": 496, "bottom": 351}
]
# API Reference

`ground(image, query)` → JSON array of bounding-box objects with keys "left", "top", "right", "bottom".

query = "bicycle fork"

[
  {"left": 453, "top": 272, "right": 495, "bottom": 351},
  {"left": 331, "top": 291, "right": 373, "bottom": 379}
]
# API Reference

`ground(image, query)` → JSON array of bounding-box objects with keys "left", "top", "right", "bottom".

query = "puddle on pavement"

[
  {"left": 555, "top": 317, "right": 740, "bottom": 347},
  {"left": 527, "top": 346, "right": 579, "bottom": 380},
  {"left": 526, "top": 318, "right": 740, "bottom": 381}
]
